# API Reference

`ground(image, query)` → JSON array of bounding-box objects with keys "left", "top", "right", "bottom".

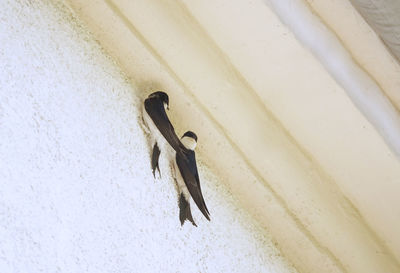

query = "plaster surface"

[{"left": 0, "top": 1, "right": 297, "bottom": 272}]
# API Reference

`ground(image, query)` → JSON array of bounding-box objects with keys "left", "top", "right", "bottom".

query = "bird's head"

[
  {"left": 181, "top": 131, "right": 198, "bottom": 150},
  {"left": 149, "top": 91, "right": 169, "bottom": 110}
]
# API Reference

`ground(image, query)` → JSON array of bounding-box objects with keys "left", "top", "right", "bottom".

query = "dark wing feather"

[
  {"left": 151, "top": 143, "right": 161, "bottom": 178},
  {"left": 176, "top": 150, "right": 210, "bottom": 220},
  {"left": 144, "top": 97, "right": 184, "bottom": 152}
]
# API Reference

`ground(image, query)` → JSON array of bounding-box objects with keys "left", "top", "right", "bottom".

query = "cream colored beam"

[
  {"left": 65, "top": 0, "right": 400, "bottom": 272},
  {"left": 264, "top": 0, "right": 400, "bottom": 160},
  {"left": 262, "top": 0, "right": 400, "bottom": 262},
  {"left": 304, "top": 0, "right": 400, "bottom": 110}
]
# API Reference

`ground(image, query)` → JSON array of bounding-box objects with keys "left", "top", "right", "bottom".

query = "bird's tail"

[
  {"left": 151, "top": 143, "right": 161, "bottom": 178},
  {"left": 179, "top": 193, "right": 197, "bottom": 227}
]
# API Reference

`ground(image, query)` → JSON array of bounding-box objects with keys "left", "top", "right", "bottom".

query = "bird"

[
  {"left": 142, "top": 92, "right": 210, "bottom": 226},
  {"left": 142, "top": 91, "right": 185, "bottom": 178},
  {"left": 171, "top": 131, "right": 210, "bottom": 226}
]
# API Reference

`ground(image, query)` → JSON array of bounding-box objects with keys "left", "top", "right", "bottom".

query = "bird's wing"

[
  {"left": 144, "top": 97, "right": 184, "bottom": 152},
  {"left": 176, "top": 150, "right": 210, "bottom": 221}
]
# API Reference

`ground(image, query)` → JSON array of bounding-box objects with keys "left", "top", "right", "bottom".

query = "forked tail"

[{"left": 179, "top": 193, "right": 197, "bottom": 227}]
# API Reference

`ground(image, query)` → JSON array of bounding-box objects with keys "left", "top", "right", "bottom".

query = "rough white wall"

[{"left": 0, "top": 1, "right": 296, "bottom": 272}]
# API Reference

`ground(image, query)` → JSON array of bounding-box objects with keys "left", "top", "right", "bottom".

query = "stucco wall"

[{"left": 0, "top": 1, "right": 296, "bottom": 272}]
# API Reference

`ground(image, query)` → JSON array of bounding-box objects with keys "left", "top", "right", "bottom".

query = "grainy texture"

[{"left": 0, "top": 1, "right": 296, "bottom": 272}]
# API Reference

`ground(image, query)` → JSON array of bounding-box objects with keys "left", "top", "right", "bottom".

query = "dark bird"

[
  {"left": 142, "top": 91, "right": 185, "bottom": 177},
  {"left": 172, "top": 131, "right": 210, "bottom": 226}
]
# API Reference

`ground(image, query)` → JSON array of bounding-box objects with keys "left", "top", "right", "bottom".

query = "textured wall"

[{"left": 0, "top": 1, "right": 296, "bottom": 272}]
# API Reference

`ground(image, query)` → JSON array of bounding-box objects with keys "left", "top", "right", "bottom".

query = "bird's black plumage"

[
  {"left": 151, "top": 143, "right": 161, "bottom": 178},
  {"left": 144, "top": 92, "right": 185, "bottom": 153},
  {"left": 179, "top": 193, "right": 197, "bottom": 227},
  {"left": 176, "top": 149, "right": 210, "bottom": 221},
  {"left": 182, "top": 131, "right": 198, "bottom": 142}
]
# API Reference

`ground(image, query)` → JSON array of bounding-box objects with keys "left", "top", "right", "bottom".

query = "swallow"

[
  {"left": 142, "top": 91, "right": 185, "bottom": 177},
  {"left": 171, "top": 131, "right": 210, "bottom": 226}
]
